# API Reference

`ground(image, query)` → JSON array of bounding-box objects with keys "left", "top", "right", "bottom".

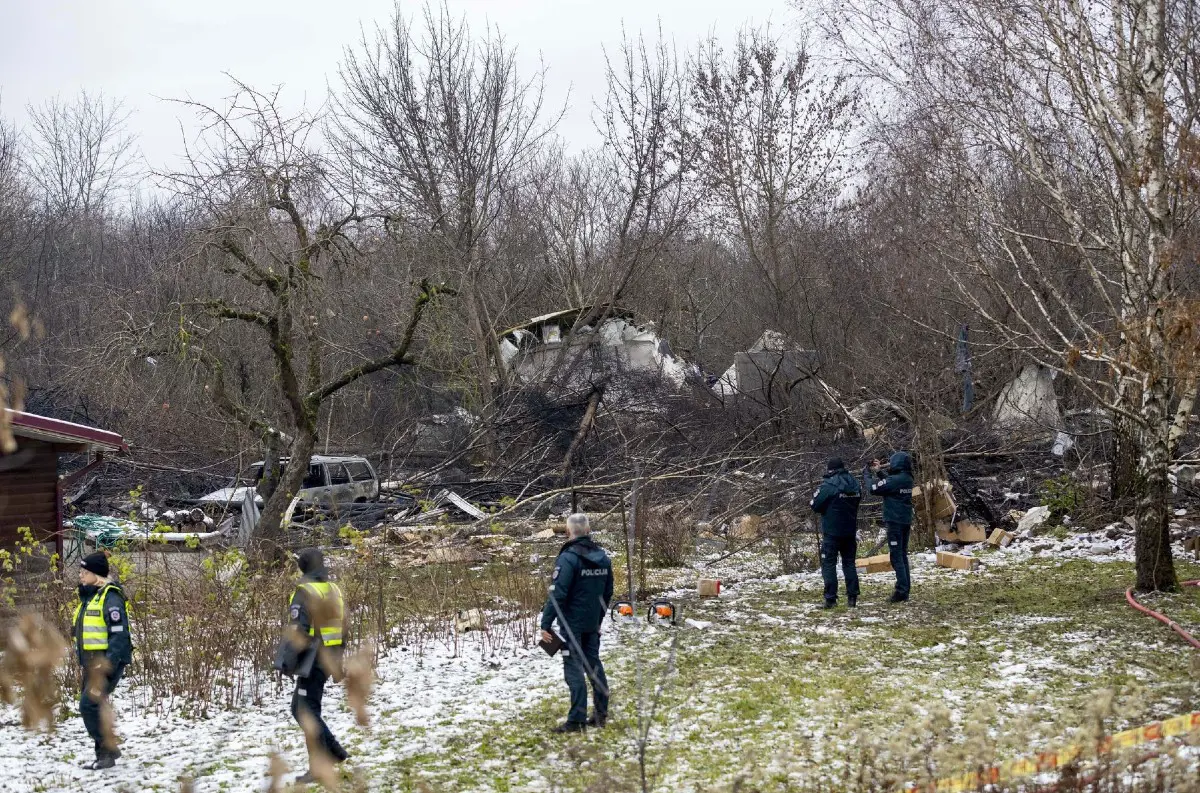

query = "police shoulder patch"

[
  {"left": 552, "top": 566, "right": 561, "bottom": 580},
  {"left": 109, "top": 608, "right": 122, "bottom": 623},
  {"left": 290, "top": 604, "right": 301, "bottom": 619}
]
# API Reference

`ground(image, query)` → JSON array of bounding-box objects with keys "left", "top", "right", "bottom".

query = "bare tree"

[
  {"left": 692, "top": 24, "right": 858, "bottom": 330},
  {"left": 333, "top": 1, "right": 556, "bottom": 421},
  {"left": 0, "top": 112, "right": 31, "bottom": 287},
  {"left": 24, "top": 91, "right": 135, "bottom": 217},
  {"left": 826, "top": 0, "right": 1200, "bottom": 589},
  {"left": 585, "top": 26, "right": 697, "bottom": 322},
  {"left": 156, "top": 81, "right": 449, "bottom": 557}
]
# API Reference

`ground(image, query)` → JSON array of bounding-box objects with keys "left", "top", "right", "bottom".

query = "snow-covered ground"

[
  {"left": 2, "top": 530, "right": 1197, "bottom": 792},
  {"left": 0, "top": 637, "right": 567, "bottom": 792}
]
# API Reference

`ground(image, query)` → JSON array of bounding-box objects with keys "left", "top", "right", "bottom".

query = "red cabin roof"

[{"left": 6, "top": 409, "right": 127, "bottom": 453}]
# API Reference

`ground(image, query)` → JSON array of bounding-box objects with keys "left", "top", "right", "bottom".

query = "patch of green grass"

[{"left": 380, "top": 557, "right": 1200, "bottom": 792}]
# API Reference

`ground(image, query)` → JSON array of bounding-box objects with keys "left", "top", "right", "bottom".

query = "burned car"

[{"left": 198, "top": 455, "right": 380, "bottom": 509}]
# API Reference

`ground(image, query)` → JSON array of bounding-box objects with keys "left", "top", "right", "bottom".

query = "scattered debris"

[
  {"left": 498, "top": 305, "right": 695, "bottom": 390},
  {"left": 914, "top": 481, "right": 956, "bottom": 524},
  {"left": 436, "top": 489, "right": 487, "bottom": 521},
  {"left": 936, "top": 520, "right": 988, "bottom": 544},
  {"left": 728, "top": 515, "right": 763, "bottom": 541},
  {"left": 697, "top": 579, "right": 722, "bottom": 598},
  {"left": 1051, "top": 431, "right": 1075, "bottom": 456},
  {"left": 848, "top": 398, "right": 912, "bottom": 440},
  {"left": 987, "top": 528, "right": 1016, "bottom": 548},
  {"left": 1017, "top": 506, "right": 1052, "bottom": 536},
  {"left": 424, "top": 547, "right": 487, "bottom": 565},
  {"left": 855, "top": 554, "right": 894, "bottom": 574},
  {"left": 713, "top": 331, "right": 838, "bottom": 423},
  {"left": 936, "top": 551, "right": 980, "bottom": 571},
  {"left": 454, "top": 609, "right": 486, "bottom": 633},
  {"left": 993, "top": 365, "right": 1061, "bottom": 430}
]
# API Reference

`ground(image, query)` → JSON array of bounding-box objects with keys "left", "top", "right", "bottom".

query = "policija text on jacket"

[{"left": 540, "top": 514, "right": 614, "bottom": 732}]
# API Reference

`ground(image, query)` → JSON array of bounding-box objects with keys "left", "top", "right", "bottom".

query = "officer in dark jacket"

[
  {"left": 73, "top": 551, "right": 132, "bottom": 770},
  {"left": 810, "top": 458, "right": 862, "bottom": 609},
  {"left": 275, "top": 548, "right": 348, "bottom": 784},
  {"left": 871, "top": 451, "right": 915, "bottom": 603},
  {"left": 540, "top": 513, "right": 614, "bottom": 732}
]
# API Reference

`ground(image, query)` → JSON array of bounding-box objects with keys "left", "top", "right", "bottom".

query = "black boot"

[
  {"left": 888, "top": 593, "right": 908, "bottom": 603},
  {"left": 552, "top": 721, "right": 587, "bottom": 733},
  {"left": 587, "top": 713, "right": 607, "bottom": 728},
  {"left": 823, "top": 600, "right": 836, "bottom": 610},
  {"left": 327, "top": 740, "right": 349, "bottom": 763},
  {"left": 848, "top": 598, "right": 857, "bottom": 608},
  {"left": 86, "top": 753, "right": 116, "bottom": 770},
  {"left": 295, "top": 770, "right": 317, "bottom": 785}
]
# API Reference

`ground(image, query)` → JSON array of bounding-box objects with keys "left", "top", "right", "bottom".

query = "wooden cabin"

[{"left": 1, "top": 410, "right": 126, "bottom": 557}]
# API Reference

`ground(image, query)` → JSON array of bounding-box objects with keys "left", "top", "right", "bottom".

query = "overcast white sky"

[{"left": 0, "top": 0, "right": 795, "bottom": 172}]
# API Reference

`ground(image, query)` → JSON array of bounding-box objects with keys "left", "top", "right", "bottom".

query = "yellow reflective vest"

[
  {"left": 72, "top": 584, "right": 123, "bottom": 651},
  {"left": 289, "top": 581, "right": 344, "bottom": 647}
]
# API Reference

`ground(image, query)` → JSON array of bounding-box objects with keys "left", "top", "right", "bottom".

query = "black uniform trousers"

[
  {"left": 886, "top": 521, "right": 912, "bottom": 599},
  {"left": 563, "top": 631, "right": 609, "bottom": 724},
  {"left": 80, "top": 664, "right": 124, "bottom": 756},
  {"left": 821, "top": 534, "right": 860, "bottom": 604},
  {"left": 291, "top": 663, "right": 348, "bottom": 762}
]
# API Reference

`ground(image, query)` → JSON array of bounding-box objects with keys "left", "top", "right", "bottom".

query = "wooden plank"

[{"left": 0, "top": 495, "right": 59, "bottom": 510}]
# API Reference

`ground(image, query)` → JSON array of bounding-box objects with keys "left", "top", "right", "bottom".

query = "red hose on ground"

[{"left": 1125, "top": 580, "right": 1200, "bottom": 650}]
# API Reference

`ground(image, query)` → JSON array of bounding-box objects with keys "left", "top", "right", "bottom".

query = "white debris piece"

[
  {"left": 1051, "top": 431, "right": 1075, "bottom": 456},
  {"left": 993, "top": 365, "right": 1061, "bottom": 429},
  {"left": 1017, "top": 505, "right": 1052, "bottom": 535}
]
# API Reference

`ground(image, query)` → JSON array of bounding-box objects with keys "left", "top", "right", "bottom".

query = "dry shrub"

[
  {"left": 2, "top": 525, "right": 547, "bottom": 716},
  {"left": 267, "top": 752, "right": 290, "bottom": 792},
  {"left": 644, "top": 505, "right": 695, "bottom": 567},
  {"left": 343, "top": 641, "right": 376, "bottom": 727},
  {"left": 298, "top": 708, "right": 340, "bottom": 791},
  {"left": 765, "top": 511, "right": 814, "bottom": 574},
  {"left": 85, "top": 656, "right": 118, "bottom": 751},
  {"left": 0, "top": 612, "right": 69, "bottom": 731}
]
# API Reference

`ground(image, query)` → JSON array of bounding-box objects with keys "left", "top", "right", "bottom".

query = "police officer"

[
  {"left": 871, "top": 452, "right": 915, "bottom": 603},
  {"left": 73, "top": 551, "right": 132, "bottom": 770},
  {"left": 540, "top": 513, "right": 613, "bottom": 733},
  {"left": 276, "top": 548, "right": 348, "bottom": 783},
  {"left": 810, "top": 457, "right": 862, "bottom": 609}
]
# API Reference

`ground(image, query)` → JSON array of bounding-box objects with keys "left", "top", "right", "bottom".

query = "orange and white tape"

[{"left": 910, "top": 711, "right": 1200, "bottom": 793}]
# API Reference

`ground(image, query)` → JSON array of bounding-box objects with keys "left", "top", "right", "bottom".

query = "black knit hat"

[
  {"left": 296, "top": 548, "right": 325, "bottom": 576},
  {"left": 826, "top": 457, "right": 846, "bottom": 474},
  {"left": 81, "top": 551, "right": 109, "bottom": 578}
]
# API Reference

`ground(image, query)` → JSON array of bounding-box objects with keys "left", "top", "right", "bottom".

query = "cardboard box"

[
  {"left": 697, "top": 578, "right": 722, "bottom": 597},
  {"left": 956, "top": 521, "right": 989, "bottom": 543},
  {"left": 914, "top": 481, "right": 956, "bottom": 522},
  {"left": 855, "top": 554, "right": 894, "bottom": 573},
  {"left": 936, "top": 551, "right": 980, "bottom": 571},
  {"left": 987, "top": 528, "right": 1015, "bottom": 547},
  {"left": 936, "top": 520, "right": 988, "bottom": 543}
]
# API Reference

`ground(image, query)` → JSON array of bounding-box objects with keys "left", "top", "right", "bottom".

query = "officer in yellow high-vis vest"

[
  {"left": 275, "top": 548, "right": 348, "bottom": 784},
  {"left": 73, "top": 551, "right": 132, "bottom": 770}
]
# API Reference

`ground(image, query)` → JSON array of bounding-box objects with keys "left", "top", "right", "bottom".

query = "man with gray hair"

[{"left": 540, "top": 513, "right": 614, "bottom": 732}]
